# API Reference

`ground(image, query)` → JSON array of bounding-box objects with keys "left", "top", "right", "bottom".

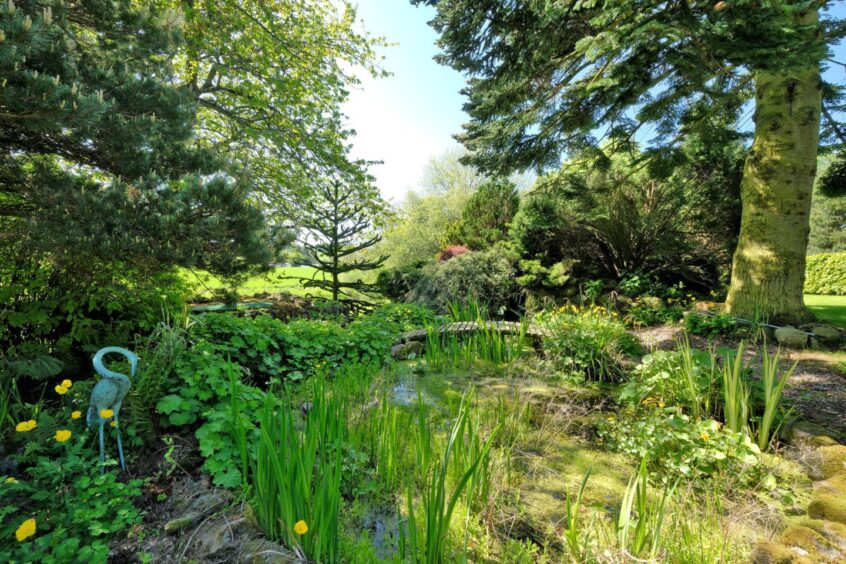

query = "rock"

[
  {"left": 782, "top": 420, "right": 843, "bottom": 448},
  {"left": 819, "top": 446, "right": 846, "bottom": 479},
  {"left": 693, "top": 300, "right": 721, "bottom": 313},
  {"left": 804, "top": 324, "right": 841, "bottom": 343},
  {"left": 775, "top": 326, "right": 809, "bottom": 348},
  {"left": 165, "top": 514, "right": 200, "bottom": 534},
  {"left": 239, "top": 539, "right": 301, "bottom": 563},
  {"left": 638, "top": 296, "right": 665, "bottom": 310},
  {"left": 391, "top": 341, "right": 424, "bottom": 360},
  {"left": 779, "top": 521, "right": 846, "bottom": 561},
  {"left": 190, "top": 516, "right": 247, "bottom": 559},
  {"left": 808, "top": 475, "right": 846, "bottom": 525},
  {"left": 750, "top": 541, "right": 802, "bottom": 563}
]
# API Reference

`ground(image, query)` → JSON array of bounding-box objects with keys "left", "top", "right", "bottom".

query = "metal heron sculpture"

[{"left": 87, "top": 346, "right": 136, "bottom": 473}]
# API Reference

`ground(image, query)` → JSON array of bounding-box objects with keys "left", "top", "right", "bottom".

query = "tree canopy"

[{"left": 414, "top": 0, "right": 846, "bottom": 322}]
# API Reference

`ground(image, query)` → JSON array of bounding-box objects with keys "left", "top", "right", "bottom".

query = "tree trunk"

[{"left": 725, "top": 30, "right": 822, "bottom": 323}]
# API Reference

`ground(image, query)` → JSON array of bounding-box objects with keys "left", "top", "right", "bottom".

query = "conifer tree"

[
  {"left": 413, "top": 0, "right": 846, "bottom": 322},
  {"left": 297, "top": 180, "right": 388, "bottom": 305},
  {"left": 0, "top": 0, "right": 276, "bottom": 275}
]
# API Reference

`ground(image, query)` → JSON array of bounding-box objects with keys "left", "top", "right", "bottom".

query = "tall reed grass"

[
  {"left": 250, "top": 378, "right": 345, "bottom": 562},
  {"left": 720, "top": 343, "right": 750, "bottom": 434},
  {"left": 404, "top": 393, "right": 500, "bottom": 563},
  {"left": 755, "top": 347, "right": 796, "bottom": 451}
]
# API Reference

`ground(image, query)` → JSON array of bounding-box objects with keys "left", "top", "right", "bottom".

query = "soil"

[{"left": 633, "top": 324, "right": 846, "bottom": 438}]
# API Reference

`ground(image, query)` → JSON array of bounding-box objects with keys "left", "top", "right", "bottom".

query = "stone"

[
  {"left": 805, "top": 324, "right": 841, "bottom": 343},
  {"left": 750, "top": 541, "right": 803, "bottom": 563},
  {"left": 239, "top": 539, "right": 301, "bottom": 563},
  {"left": 693, "top": 300, "right": 721, "bottom": 313},
  {"left": 819, "top": 446, "right": 846, "bottom": 480},
  {"left": 638, "top": 296, "right": 665, "bottom": 310},
  {"left": 391, "top": 341, "right": 424, "bottom": 360},
  {"left": 164, "top": 514, "right": 200, "bottom": 534},
  {"left": 190, "top": 516, "right": 246, "bottom": 558},
  {"left": 782, "top": 420, "right": 843, "bottom": 448},
  {"left": 775, "top": 326, "right": 809, "bottom": 348}
]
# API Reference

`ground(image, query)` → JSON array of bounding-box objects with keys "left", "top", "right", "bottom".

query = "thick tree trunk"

[{"left": 725, "top": 42, "right": 822, "bottom": 324}]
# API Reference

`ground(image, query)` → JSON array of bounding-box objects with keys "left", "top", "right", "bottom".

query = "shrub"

[
  {"left": 684, "top": 312, "right": 738, "bottom": 338},
  {"left": 411, "top": 249, "right": 521, "bottom": 317},
  {"left": 619, "top": 349, "right": 717, "bottom": 415},
  {"left": 536, "top": 307, "right": 642, "bottom": 381},
  {"left": 376, "top": 263, "right": 425, "bottom": 300},
  {"left": 365, "top": 303, "right": 441, "bottom": 332},
  {"left": 804, "top": 252, "right": 846, "bottom": 295},
  {"left": 190, "top": 312, "right": 400, "bottom": 383},
  {"left": 435, "top": 245, "right": 469, "bottom": 262}
]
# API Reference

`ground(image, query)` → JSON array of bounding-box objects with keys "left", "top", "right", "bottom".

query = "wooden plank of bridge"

[{"left": 396, "top": 320, "right": 549, "bottom": 344}]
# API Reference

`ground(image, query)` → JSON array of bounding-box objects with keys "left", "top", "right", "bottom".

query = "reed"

[
  {"left": 720, "top": 343, "right": 750, "bottom": 435},
  {"left": 756, "top": 347, "right": 796, "bottom": 451},
  {"left": 251, "top": 378, "right": 345, "bottom": 562},
  {"left": 617, "top": 458, "right": 675, "bottom": 560}
]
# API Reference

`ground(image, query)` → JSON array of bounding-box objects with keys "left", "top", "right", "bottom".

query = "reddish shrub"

[{"left": 436, "top": 245, "right": 469, "bottom": 262}]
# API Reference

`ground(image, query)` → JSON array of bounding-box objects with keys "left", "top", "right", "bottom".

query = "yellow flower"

[
  {"left": 110, "top": 421, "right": 117, "bottom": 428},
  {"left": 15, "top": 420, "right": 36, "bottom": 433},
  {"left": 100, "top": 408, "right": 114, "bottom": 419},
  {"left": 15, "top": 518, "right": 36, "bottom": 542},
  {"left": 54, "top": 429, "right": 72, "bottom": 443},
  {"left": 71, "top": 411, "right": 82, "bottom": 420},
  {"left": 700, "top": 432, "right": 710, "bottom": 442},
  {"left": 61, "top": 379, "right": 72, "bottom": 389},
  {"left": 5, "top": 477, "right": 17, "bottom": 484},
  {"left": 293, "top": 520, "right": 308, "bottom": 535},
  {"left": 55, "top": 384, "right": 68, "bottom": 395}
]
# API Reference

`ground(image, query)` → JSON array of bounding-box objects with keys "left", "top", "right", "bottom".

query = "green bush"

[
  {"left": 804, "top": 252, "right": 846, "bottom": 295},
  {"left": 376, "top": 263, "right": 426, "bottom": 300},
  {"left": 191, "top": 312, "right": 399, "bottom": 383},
  {"left": 410, "top": 249, "right": 521, "bottom": 317},
  {"left": 684, "top": 312, "right": 738, "bottom": 338},
  {"left": 536, "top": 307, "right": 642, "bottom": 381}
]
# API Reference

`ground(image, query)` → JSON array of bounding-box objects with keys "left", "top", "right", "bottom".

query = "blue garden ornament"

[{"left": 87, "top": 346, "right": 136, "bottom": 473}]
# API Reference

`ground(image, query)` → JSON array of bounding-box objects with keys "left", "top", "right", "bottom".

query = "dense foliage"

[{"left": 805, "top": 253, "right": 846, "bottom": 295}]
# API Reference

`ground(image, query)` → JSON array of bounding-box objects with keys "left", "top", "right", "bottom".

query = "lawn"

[
  {"left": 179, "top": 266, "right": 326, "bottom": 298},
  {"left": 805, "top": 294, "right": 846, "bottom": 327}
]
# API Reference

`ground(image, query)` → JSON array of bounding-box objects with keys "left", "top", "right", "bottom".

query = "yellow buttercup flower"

[
  {"left": 15, "top": 420, "right": 36, "bottom": 433},
  {"left": 5, "top": 477, "right": 17, "bottom": 484},
  {"left": 71, "top": 411, "right": 82, "bottom": 420},
  {"left": 55, "top": 384, "right": 68, "bottom": 395},
  {"left": 293, "top": 520, "right": 308, "bottom": 535},
  {"left": 61, "top": 379, "right": 72, "bottom": 389},
  {"left": 55, "top": 429, "right": 72, "bottom": 443},
  {"left": 100, "top": 409, "right": 114, "bottom": 419},
  {"left": 700, "top": 432, "right": 710, "bottom": 442},
  {"left": 110, "top": 421, "right": 117, "bottom": 427},
  {"left": 15, "top": 518, "right": 36, "bottom": 542}
]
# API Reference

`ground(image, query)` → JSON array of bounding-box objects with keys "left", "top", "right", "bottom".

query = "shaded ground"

[{"left": 633, "top": 325, "right": 846, "bottom": 438}]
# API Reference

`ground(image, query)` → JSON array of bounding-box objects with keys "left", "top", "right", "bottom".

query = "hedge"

[{"left": 805, "top": 253, "right": 846, "bottom": 295}]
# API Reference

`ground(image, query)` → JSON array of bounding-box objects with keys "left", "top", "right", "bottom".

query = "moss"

[
  {"left": 808, "top": 492, "right": 846, "bottom": 525},
  {"left": 750, "top": 541, "right": 808, "bottom": 563},
  {"left": 818, "top": 445, "right": 846, "bottom": 479}
]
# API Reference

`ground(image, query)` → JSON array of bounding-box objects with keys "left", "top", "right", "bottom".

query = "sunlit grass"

[
  {"left": 178, "top": 266, "right": 327, "bottom": 298},
  {"left": 804, "top": 294, "right": 846, "bottom": 327}
]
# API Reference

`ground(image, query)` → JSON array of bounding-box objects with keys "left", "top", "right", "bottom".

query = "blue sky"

[
  {"left": 343, "top": 1, "right": 466, "bottom": 203},
  {"left": 344, "top": 2, "right": 846, "bottom": 203}
]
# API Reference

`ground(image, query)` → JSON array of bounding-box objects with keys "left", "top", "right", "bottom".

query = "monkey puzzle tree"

[
  {"left": 297, "top": 180, "right": 389, "bottom": 304},
  {"left": 412, "top": 0, "right": 846, "bottom": 322}
]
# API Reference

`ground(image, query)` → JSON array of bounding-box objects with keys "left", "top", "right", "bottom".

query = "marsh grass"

[
  {"left": 755, "top": 348, "right": 796, "bottom": 451},
  {"left": 404, "top": 392, "right": 501, "bottom": 563},
  {"left": 424, "top": 301, "right": 529, "bottom": 373},
  {"left": 721, "top": 343, "right": 750, "bottom": 434},
  {"left": 250, "top": 378, "right": 344, "bottom": 562}
]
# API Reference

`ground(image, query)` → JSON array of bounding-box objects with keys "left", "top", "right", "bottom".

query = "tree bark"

[{"left": 725, "top": 20, "right": 822, "bottom": 324}]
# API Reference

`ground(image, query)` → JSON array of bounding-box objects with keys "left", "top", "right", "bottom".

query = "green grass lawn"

[
  {"left": 179, "top": 266, "right": 326, "bottom": 299},
  {"left": 805, "top": 294, "right": 846, "bottom": 327}
]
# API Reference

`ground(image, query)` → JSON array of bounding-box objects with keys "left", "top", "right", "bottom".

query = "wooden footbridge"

[{"left": 396, "top": 321, "right": 549, "bottom": 344}]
